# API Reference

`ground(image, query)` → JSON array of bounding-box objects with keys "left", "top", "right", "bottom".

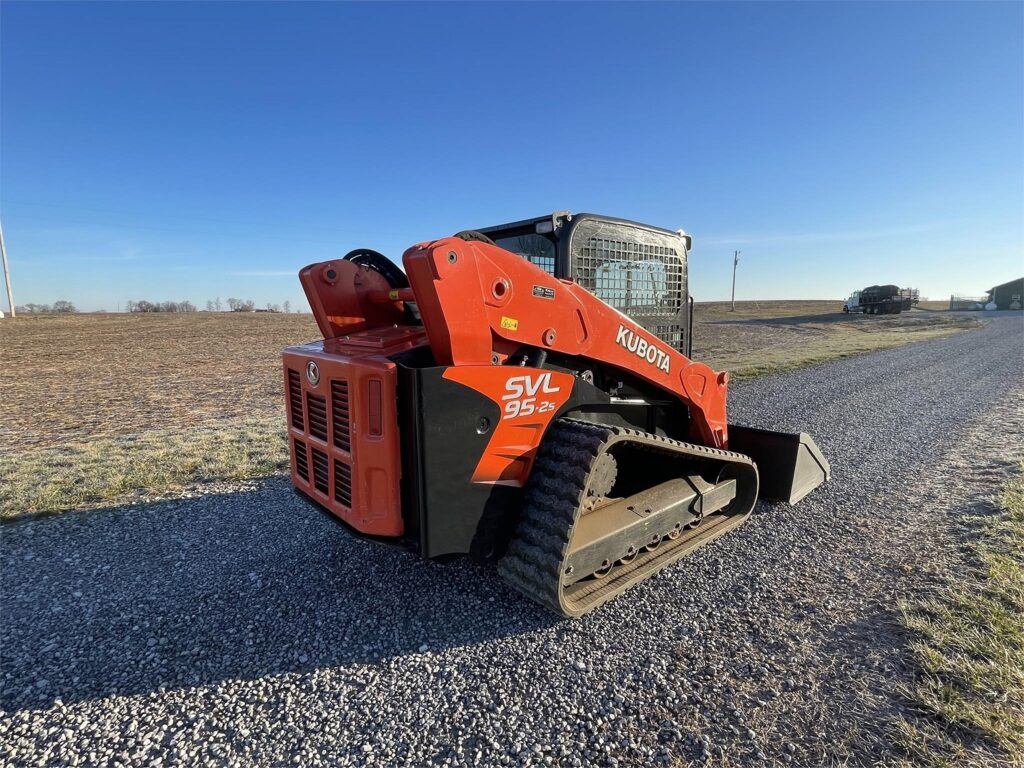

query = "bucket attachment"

[{"left": 727, "top": 425, "right": 830, "bottom": 504}]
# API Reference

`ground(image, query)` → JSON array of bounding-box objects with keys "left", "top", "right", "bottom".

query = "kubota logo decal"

[
  {"left": 615, "top": 325, "right": 671, "bottom": 374},
  {"left": 502, "top": 372, "right": 560, "bottom": 420},
  {"left": 306, "top": 360, "right": 320, "bottom": 385}
]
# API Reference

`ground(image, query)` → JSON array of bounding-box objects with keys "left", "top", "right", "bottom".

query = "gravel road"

[{"left": 3, "top": 314, "right": 1022, "bottom": 767}]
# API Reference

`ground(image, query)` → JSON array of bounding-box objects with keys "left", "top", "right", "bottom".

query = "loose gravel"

[{"left": 2, "top": 314, "right": 1022, "bottom": 767}]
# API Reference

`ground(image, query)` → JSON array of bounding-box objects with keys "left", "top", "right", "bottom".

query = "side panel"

[
  {"left": 442, "top": 366, "right": 576, "bottom": 486},
  {"left": 398, "top": 365, "right": 609, "bottom": 559},
  {"left": 398, "top": 366, "right": 509, "bottom": 559}
]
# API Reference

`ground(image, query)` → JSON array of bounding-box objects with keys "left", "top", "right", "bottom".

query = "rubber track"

[{"left": 496, "top": 418, "right": 757, "bottom": 617}]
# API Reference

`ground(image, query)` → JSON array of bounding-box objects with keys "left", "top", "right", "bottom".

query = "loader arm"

[{"left": 402, "top": 236, "right": 730, "bottom": 448}]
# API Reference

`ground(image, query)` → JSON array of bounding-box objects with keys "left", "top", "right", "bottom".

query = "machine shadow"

[
  {"left": 809, "top": 605, "right": 919, "bottom": 763},
  {"left": 0, "top": 478, "right": 557, "bottom": 710}
]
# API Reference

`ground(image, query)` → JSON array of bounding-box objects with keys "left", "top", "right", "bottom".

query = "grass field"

[
  {"left": 897, "top": 465, "right": 1023, "bottom": 767},
  {"left": 0, "top": 304, "right": 980, "bottom": 518},
  {"left": 694, "top": 301, "right": 978, "bottom": 379}
]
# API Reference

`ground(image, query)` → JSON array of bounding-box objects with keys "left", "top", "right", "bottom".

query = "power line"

[
  {"left": 731, "top": 250, "right": 740, "bottom": 311},
  {"left": 1, "top": 220, "right": 14, "bottom": 318}
]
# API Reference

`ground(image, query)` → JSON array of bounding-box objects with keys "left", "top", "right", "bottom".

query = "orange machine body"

[
  {"left": 403, "top": 236, "right": 730, "bottom": 447},
  {"left": 284, "top": 232, "right": 733, "bottom": 550}
]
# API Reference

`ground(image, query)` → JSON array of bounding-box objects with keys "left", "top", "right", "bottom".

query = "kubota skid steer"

[{"left": 283, "top": 212, "right": 829, "bottom": 617}]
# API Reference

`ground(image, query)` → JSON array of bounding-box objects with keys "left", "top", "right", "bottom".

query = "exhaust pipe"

[{"left": 727, "top": 425, "right": 830, "bottom": 504}]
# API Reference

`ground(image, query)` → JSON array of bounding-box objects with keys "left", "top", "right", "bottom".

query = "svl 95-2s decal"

[
  {"left": 502, "top": 372, "right": 561, "bottom": 419},
  {"left": 442, "top": 366, "right": 576, "bottom": 485}
]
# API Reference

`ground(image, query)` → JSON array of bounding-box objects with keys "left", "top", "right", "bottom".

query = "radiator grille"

[
  {"left": 311, "top": 448, "right": 329, "bottom": 494},
  {"left": 288, "top": 369, "right": 304, "bottom": 430},
  {"left": 306, "top": 392, "right": 328, "bottom": 441},
  {"left": 331, "top": 380, "right": 351, "bottom": 452},
  {"left": 294, "top": 438, "right": 308, "bottom": 482},
  {"left": 334, "top": 460, "right": 352, "bottom": 507}
]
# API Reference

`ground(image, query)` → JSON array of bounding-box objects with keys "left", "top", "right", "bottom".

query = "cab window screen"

[
  {"left": 576, "top": 237, "right": 683, "bottom": 316},
  {"left": 569, "top": 219, "right": 687, "bottom": 351},
  {"left": 491, "top": 233, "right": 556, "bottom": 275}
]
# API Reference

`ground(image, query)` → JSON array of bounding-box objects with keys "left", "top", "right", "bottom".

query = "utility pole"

[
  {"left": 1, "top": 219, "right": 14, "bottom": 318},
  {"left": 730, "top": 250, "right": 740, "bottom": 311}
]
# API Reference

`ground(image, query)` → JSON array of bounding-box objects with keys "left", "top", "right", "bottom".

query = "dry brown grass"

[
  {"left": 0, "top": 417, "right": 287, "bottom": 515},
  {"left": 918, "top": 300, "right": 954, "bottom": 311},
  {"left": 0, "top": 305, "right": 980, "bottom": 518},
  {"left": 696, "top": 299, "right": 844, "bottom": 320},
  {"left": 693, "top": 301, "right": 980, "bottom": 379},
  {"left": 1, "top": 312, "right": 317, "bottom": 518}
]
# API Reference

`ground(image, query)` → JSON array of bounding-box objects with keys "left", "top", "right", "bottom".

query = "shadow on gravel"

[
  {"left": 0, "top": 478, "right": 556, "bottom": 709},
  {"left": 803, "top": 606, "right": 919, "bottom": 764}
]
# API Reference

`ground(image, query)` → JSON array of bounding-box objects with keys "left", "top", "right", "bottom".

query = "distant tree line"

[
  {"left": 200, "top": 298, "right": 292, "bottom": 313},
  {"left": 126, "top": 298, "right": 294, "bottom": 313},
  {"left": 12, "top": 299, "right": 298, "bottom": 315},
  {"left": 126, "top": 300, "right": 197, "bottom": 313},
  {"left": 226, "top": 298, "right": 256, "bottom": 312},
  {"left": 15, "top": 301, "right": 77, "bottom": 314}
]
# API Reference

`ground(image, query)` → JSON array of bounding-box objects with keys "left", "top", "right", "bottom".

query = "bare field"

[
  {"left": 0, "top": 304, "right": 980, "bottom": 517},
  {"left": 1, "top": 312, "right": 319, "bottom": 452}
]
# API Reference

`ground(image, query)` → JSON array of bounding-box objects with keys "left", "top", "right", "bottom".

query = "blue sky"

[{"left": 2, "top": 1, "right": 1021, "bottom": 311}]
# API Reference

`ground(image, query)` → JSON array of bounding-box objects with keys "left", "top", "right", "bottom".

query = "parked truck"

[{"left": 843, "top": 285, "right": 918, "bottom": 315}]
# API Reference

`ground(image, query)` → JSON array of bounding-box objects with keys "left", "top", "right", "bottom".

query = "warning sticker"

[{"left": 500, "top": 316, "right": 519, "bottom": 331}]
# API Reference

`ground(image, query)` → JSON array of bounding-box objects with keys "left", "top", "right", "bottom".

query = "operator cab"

[{"left": 476, "top": 212, "right": 693, "bottom": 356}]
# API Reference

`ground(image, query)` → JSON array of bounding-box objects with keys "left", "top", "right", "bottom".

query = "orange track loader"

[{"left": 283, "top": 212, "right": 829, "bottom": 616}]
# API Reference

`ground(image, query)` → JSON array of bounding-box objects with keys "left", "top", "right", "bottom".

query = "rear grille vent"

[
  {"left": 294, "top": 439, "right": 308, "bottom": 482},
  {"left": 306, "top": 393, "right": 328, "bottom": 441},
  {"left": 331, "top": 380, "right": 351, "bottom": 451},
  {"left": 288, "top": 369, "right": 304, "bottom": 430},
  {"left": 311, "top": 448, "right": 329, "bottom": 494},
  {"left": 334, "top": 460, "right": 352, "bottom": 507}
]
